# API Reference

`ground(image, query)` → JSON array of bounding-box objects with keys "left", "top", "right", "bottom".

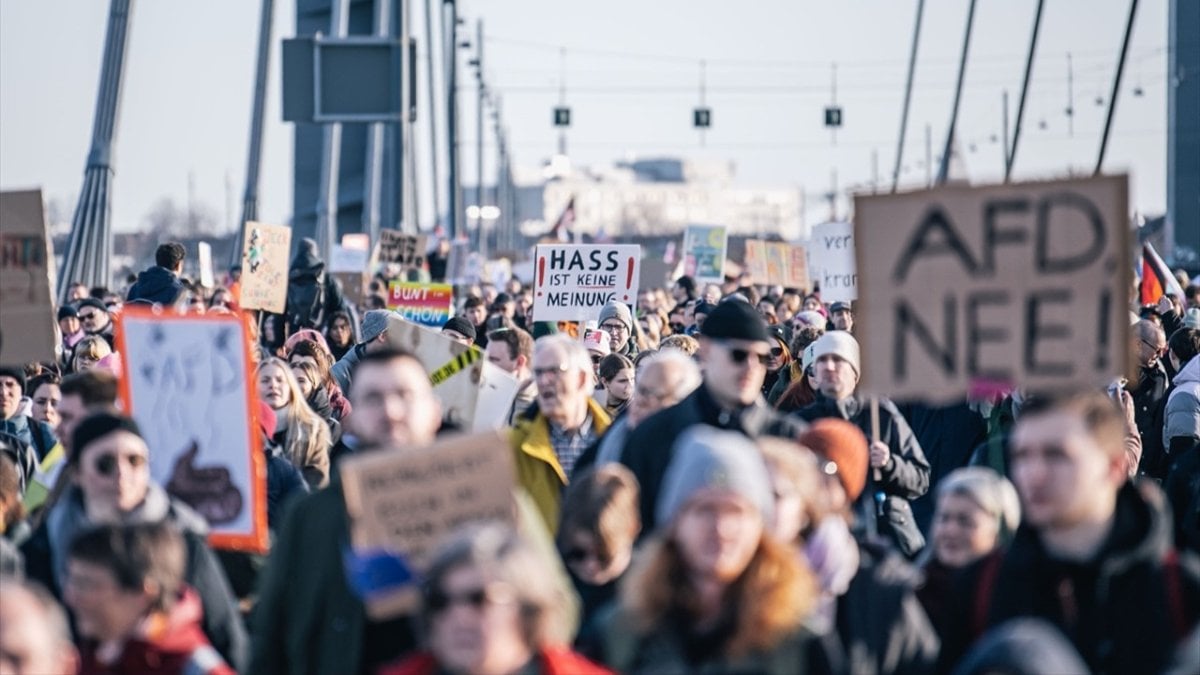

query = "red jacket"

[
  {"left": 379, "top": 647, "right": 612, "bottom": 675},
  {"left": 79, "top": 588, "right": 234, "bottom": 675}
]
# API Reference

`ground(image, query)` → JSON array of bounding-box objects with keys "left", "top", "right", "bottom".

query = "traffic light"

[
  {"left": 693, "top": 107, "right": 712, "bottom": 128},
  {"left": 554, "top": 107, "right": 571, "bottom": 127},
  {"left": 824, "top": 106, "right": 843, "bottom": 128}
]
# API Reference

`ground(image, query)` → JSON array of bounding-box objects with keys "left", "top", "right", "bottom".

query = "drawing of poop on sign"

[{"left": 166, "top": 441, "right": 243, "bottom": 525}]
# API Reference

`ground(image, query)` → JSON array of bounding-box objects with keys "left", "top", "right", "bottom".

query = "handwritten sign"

[
  {"left": 330, "top": 244, "right": 370, "bottom": 273},
  {"left": 339, "top": 430, "right": 515, "bottom": 618},
  {"left": 786, "top": 244, "right": 811, "bottom": 290},
  {"left": 387, "top": 282, "right": 454, "bottom": 327},
  {"left": 683, "top": 225, "right": 727, "bottom": 284},
  {"left": 239, "top": 221, "right": 291, "bottom": 313},
  {"left": 0, "top": 189, "right": 56, "bottom": 365},
  {"left": 808, "top": 222, "right": 857, "bottom": 302},
  {"left": 117, "top": 310, "right": 267, "bottom": 552},
  {"left": 853, "top": 175, "right": 1131, "bottom": 402},
  {"left": 376, "top": 229, "right": 427, "bottom": 268},
  {"left": 764, "top": 242, "right": 790, "bottom": 286},
  {"left": 743, "top": 239, "right": 768, "bottom": 285},
  {"left": 532, "top": 244, "right": 641, "bottom": 321}
]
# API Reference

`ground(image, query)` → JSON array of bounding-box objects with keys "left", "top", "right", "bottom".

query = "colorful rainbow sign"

[{"left": 387, "top": 282, "right": 454, "bottom": 327}]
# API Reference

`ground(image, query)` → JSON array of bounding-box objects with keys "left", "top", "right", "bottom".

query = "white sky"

[{"left": 0, "top": 0, "right": 1170, "bottom": 234}]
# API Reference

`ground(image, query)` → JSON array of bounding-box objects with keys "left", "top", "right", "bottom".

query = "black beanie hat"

[
  {"left": 0, "top": 366, "right": 26, "bottom": 396},
  {"left": 71, "top": 412, "right": 143, "bottom": 463},
  {"left": 78, "top": 297, "right": 108, "bottom": 314},
  {"left": 442, "top": 316, "right": 477, "bottom": 341},
  {"left": 58, "top": 304, "right": 79, "bottom": 321},
  {"left": 700, "top": 300, "right": 772, "bottom": 343}
]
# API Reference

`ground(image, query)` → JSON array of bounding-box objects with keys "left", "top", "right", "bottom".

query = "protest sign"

[
  {"left": 384, "top": 318, "right": 487, "bottom": 428},
  {"left": 0, "top": 189, "right": 56, "bottom": 365},
  {"left": 239, "top": 221, "right": 291, "bottom": 313},
  {"left": 339, "top": 430, "right": 515, "bottom": 618},
  {"left": 333, "top": 272, "right": 367, "bottom": 308},
  {"left": 786, "top": 244, "right": 811, "bottom": 290},
  {"left": 117, "top": 309, "right": 267, "bottom": 552},
  {"left": 765, "top": 242, "right": 790, "bottom": 286},
  {"left": 330, "top": 244, "right": 370, "bottom": 273},
  {"left": 197, "top": 242, "right": 215, "bottom": 288},
  {"left": 683, "top": 225, "right": 727, "bottom": 284},
  {"left": 808, "top": 221, "right": 857, "bottom": 302},
  {"left": 342, "top": 232, "right": 371, "bottom": 251},
  {"left": 387, "top": 282, "right": 454, "bottom": 327},
  {"left": 376, "top": 229, "right": 427, "bottom": 268},
  {"left": 854, "top": 175, "right": 1131, "bottom": 402},
  {"left": 474, "top": 363, "right": 520, "bottom": 431},
  {"left": 532, "top": 244, "right": 641, "bottom": 321},
  {"left": 743, "top": 239, "right": 768, "bottom": 285}
]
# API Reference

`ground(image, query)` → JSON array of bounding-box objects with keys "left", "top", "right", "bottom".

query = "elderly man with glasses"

[
  {"left": 509, "top": 335, "right": 613, "bottom": 536},
  {"left": 617, "top": 300, "right": 808, "bottom": 533},
  {"left": 1126, "top": 319, "right": 1170, "bottom": 467}
]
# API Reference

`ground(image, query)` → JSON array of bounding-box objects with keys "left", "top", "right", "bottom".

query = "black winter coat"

[
  {"left": 795, "top": 395, "right": 931, "bottom": 556},
  {"left": 938, "top": 481, "right": 1200, "bottom": 675},
  {"left": 126, "top": 265, "right": 184, "bottom": 306},
  {"left": 619, "top": 385, "right": 809, "bottom": 534}
]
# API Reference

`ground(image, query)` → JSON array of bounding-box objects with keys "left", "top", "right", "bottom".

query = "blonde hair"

[
  {"left": 622, "top": 530, "right": 818, "bottom": 658},
  {"left": 257, "top": 357, "right": 331, "bottom": 488},
  {"left": 937, "top": 467, "right": 1022, "bottom": 545},
  {"left": 659, "top": 334, "right": 699, "bottom": 356},
  {"left": 72, "top": 336, "right": 112, "bottom": 371}
]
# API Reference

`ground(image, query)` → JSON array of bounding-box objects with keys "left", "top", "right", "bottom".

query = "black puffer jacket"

[
  {"left": 938, "top": 481, "right": 1200, "bottom": 674},
  {"left": 282, "top": 238, "right": 349, "bottom": 331}
]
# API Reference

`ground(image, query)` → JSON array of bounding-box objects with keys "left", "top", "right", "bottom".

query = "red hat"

[
  {"left": 256, "top": 401, "right": 277, "bottom": 440},
  {"left": 799, "top": 418, "right": 869, "bottom": 501}
]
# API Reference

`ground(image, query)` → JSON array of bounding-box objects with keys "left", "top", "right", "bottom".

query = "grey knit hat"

[
  {"left": 656, "top": 426, "right": 774, "bottom": 526},
  {"left": 360, "top": 309, "right": 393, "bottom": 344},
  {"left": 598, "top": 300, "right": 634, "bottom": 332}
]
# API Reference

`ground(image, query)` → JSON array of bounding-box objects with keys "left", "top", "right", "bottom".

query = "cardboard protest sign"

[
  {"left": 239, "top": 221, "right": 291, "bottom": 313},
  {"left": 786, "top": 244, "right": 811, "bottom": 290},
  {"left": 532, "top": 244, "right": 641, "bottom": 321},
  {"left": 0, "top": 189, "right": 56, "bottom": 365},
  {"left": 376, "top": 229, "right": 427, "bottom": 268},
  {"left": 854, "top": 175, "right": 1131, "bottom": 402},
  {"left": 808, "top": 221, "right": 857, "bottom": 302},
  {"left": 339, "top": 430, "right": 515, "bottom": 618},
  {"left": 384, "top": 318, "right": 487, "bottom": 428},
  {"left": 474, "top": 363, "right": 520, "bottom": 431},
  {"left": 387, "top": 282, "right": 454, "bottom": 327},
  {"left": 743, "top": 239, "right": 768, "bottom": 285},
  {"left": 197, "top": 242, "right": 215, "bottom": 288},
  {"left": 683, "top": 225, "right": 727, "bottom": 284},
  {"left": 117, "top": 309, "right": 267, "bottom": 552},
  {"left": 765, "top": 242, "right": 790, "bottom": 286}
]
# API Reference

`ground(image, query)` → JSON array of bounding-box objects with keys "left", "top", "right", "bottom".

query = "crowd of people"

[{"left": 2, "top": 238, "right": 1200, "bottom": 674}]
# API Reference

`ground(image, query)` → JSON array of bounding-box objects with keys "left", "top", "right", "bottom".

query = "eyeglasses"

[
  {"left": 770, "top": 347, "right": 784, "bottom": 357},
  {"left": 425, "top": 584, "right": 514, "bottom": 614},
  {"left": 93, "top": 452, "right": 148, "bottom": 477},
  {"left": 600, "top": 322, "right": 628, "bottom": 334},
  {"left": 533, "top": 363, "right": 571, "bottom": 378},
  {"left": 1140, "top": 338, "right": 1166, "bottom": 354},
  {"left": 726, "top": 348, "right": 772, "bottom": 366}
]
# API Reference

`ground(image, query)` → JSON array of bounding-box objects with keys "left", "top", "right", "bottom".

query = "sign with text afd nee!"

[
  {"left": 239, "top": 221, "right": 291, "bottom": 313},
  {"left": 853, "top": 175, "right": 1131, "bottom": 403},
  {"left": 532, "top": 244, "right": 641, "bottom": 321},
  {"left": 0, "top": 189, "right": 56, "bottom": 365}
]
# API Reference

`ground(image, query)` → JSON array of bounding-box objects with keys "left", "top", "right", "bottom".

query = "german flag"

[{"left": 1140, "top": 242, "right": 1185, "bottom": 306}]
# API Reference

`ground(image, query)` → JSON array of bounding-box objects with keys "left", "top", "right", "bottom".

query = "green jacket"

[
  {"left": 509, "top": 399, "right": 611, "bottom": 536},
  {"left": 249, "top": 480, "right": 415, "bottom": 675}
]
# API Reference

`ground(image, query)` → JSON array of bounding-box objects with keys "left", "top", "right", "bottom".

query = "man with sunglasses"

[
  {"left": 75, "top": 298, "right": 115, "bottom": 350},
  {"left": 1126, "top": 319, "right": 1170, "bottom": 472},
  {"left": 19, "top": 413, "right": 247, "bottom": 671},
  {"left": 793, "top": 331, "right": 930, "bottom": 557},
  {"left": 618, "top": 300, "right": 808, "bottom": 533}
]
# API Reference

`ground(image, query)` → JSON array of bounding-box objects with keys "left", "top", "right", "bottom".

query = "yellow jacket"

[{"left": 508, "top": 399, "right": 611, "bottom": 536}]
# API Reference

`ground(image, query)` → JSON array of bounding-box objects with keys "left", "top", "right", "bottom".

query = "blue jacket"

[
  {"left": 126, "top": 266, "right": 184, "bottom": 306},
  {"left": 1, "top": 415, "right": 57, "bottom": 462}
]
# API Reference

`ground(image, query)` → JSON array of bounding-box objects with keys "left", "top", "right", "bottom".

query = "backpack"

[{"left": 285, "top": 275, "right": 327, "bottom": 331}]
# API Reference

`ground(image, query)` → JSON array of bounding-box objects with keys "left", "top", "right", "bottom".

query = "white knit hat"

[{"left": 809, "top": 330, "right": 860, "bottom": 376}]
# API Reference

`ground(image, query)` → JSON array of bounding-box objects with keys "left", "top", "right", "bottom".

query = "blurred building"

[{"left": 502, "top": 156, "right": 806, "bottom": 242}]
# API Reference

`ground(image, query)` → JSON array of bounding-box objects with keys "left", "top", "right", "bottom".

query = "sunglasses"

[
  {"left": 425, "top": 585, "right": 512, "bottom": 613},
  {"left": 727, "top": 348, "right": 772, "bottom": 366},
  {"left": 770, "top": 347, "right": 784, "bottom": 357},
  {"left": 79, "top": 311, "right": 103, "bottom": 321},
  {"left": 94, "top": 453, "right": 148, "bottom": 477}
]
